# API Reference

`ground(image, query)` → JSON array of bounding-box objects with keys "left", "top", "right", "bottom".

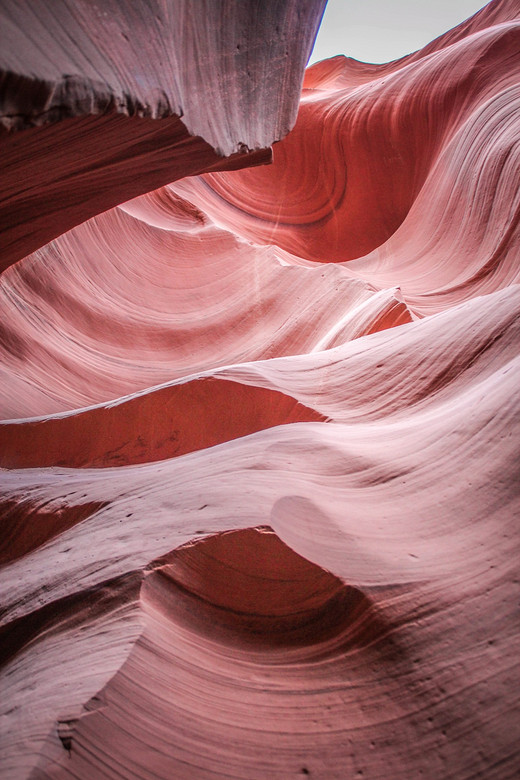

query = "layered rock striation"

[
  {"left": 0, "top": 0, "right": 325, "bottom": 270},
  {"left": 1, "top": 1, "right": 519, "bottom": 778}
]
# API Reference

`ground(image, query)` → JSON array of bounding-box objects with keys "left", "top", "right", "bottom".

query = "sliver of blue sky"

[{"left": 309, "top": 0, "right": 488, "bottom": 64}]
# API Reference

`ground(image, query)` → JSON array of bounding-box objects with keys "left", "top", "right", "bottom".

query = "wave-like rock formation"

[
  {"left": 173, "top": 0, "right": 520, "bottom": 315},
  {"left": 1, "top": 1, "right": 519, "bottom": 778},
  {"left": 0, "top": 0, "right": 325, "bottom": 270}
]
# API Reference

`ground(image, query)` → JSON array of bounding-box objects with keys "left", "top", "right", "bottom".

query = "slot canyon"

[{"left": 1, "top": 1, "right": 519, "bottom": 777}]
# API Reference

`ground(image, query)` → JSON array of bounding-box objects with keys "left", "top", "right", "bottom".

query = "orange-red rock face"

[
  {"left": 0, "top": 0, "right": 325, "bottom": 270},
  {"left": 173, "top": 0, "right": 520, "bottom": 314},
  {"left": 1, "top": 1, "right": 519, "bottom": 778}
]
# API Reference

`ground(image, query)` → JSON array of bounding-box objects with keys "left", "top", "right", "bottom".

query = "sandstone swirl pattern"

[{"left": 1, "top": 1, "right": 519, "bottom": 778}]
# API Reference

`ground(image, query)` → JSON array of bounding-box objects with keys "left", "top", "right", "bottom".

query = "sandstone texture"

[{"left": 1, "top": 1, "right": 519, "bottom": 778}]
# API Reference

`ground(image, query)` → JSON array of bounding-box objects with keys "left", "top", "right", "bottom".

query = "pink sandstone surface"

[{"left": 1, "top": 1, "right": 519, "bottom": 778}]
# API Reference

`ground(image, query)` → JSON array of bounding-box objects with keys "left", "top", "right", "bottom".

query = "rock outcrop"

[{"left": 0, "top": 0, "right": 325, "bottom": 270}]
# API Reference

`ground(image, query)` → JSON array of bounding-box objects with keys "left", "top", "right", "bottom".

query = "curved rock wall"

[
  {"left": 0, "top": 0, "right": 325, "bottom": 270},
  {"left": 1, "top": 1, "right": 519, "bottom": 778}
]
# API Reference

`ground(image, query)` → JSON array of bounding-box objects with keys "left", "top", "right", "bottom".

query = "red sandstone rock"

[
  {"left": 1, "top": 287, "right": 520, "bottom": 778},
  {"left": 0, "top": 0, "right": 326, "bottom": 271},
  {"left": 0, "top": 199, "right": 410, "bottom": 418},
  {"left": 172, "top": 0, "right": 520, "bottom": 314},
  {"left": 1, "top": 1, "right": 519, "bottom": 778}
]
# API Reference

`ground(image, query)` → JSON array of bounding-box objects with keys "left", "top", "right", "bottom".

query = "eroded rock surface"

[
  {"left": 0, "top": 0, "right": 325, "bottom": 270},
  {"left": 1, "top": 1, "right": 519, "bottom": 778}
]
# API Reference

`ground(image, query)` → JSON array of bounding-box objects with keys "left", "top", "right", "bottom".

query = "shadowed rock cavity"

[
  {"left": 148, "top": 528, "right": 376, "bottom": 650},
  {"left": 27, "top": 531, "right": 401, "bottom": 780}
]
